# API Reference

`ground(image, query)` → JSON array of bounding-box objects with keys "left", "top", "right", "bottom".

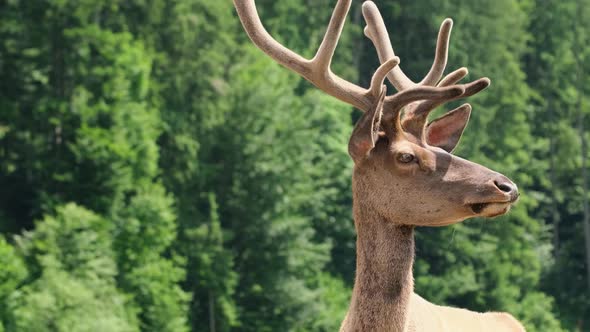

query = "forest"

[{"left": 0, "top": 0, "right": 589, "bottom": 331}]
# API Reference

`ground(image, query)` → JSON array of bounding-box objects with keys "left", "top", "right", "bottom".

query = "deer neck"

[{"left": 343, "top": 201, "right": 415, "bottom": 332}]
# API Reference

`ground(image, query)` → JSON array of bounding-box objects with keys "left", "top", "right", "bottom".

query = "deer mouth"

[
  {"left": 469, "top": 198, "right": 518, "bottom": 217},
  {"left": 470, "top": 203, "right": 488, "bottom": 214}
]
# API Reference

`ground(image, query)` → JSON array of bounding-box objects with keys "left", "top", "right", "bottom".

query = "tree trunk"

[
  {"left": 548, "top": 96, "right": 560, "bottom": 253},
  {"left": 579, "top": 96, "right": 590, "bottom": 293},
  {"left": 574, "top": 0, "right": 590, "bottom": 295},
  {"left": 209, "top": 289, "right": 216, "bottom": 332}
]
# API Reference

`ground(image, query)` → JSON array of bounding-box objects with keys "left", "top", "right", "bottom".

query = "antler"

[
  {"left": 233, "top": 0, "right": 466, "bottom": 114},
  {"left": 362, "top": 1, "right": 490, "bottom": 136}
]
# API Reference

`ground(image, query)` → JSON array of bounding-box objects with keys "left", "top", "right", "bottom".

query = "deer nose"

[{"left": 493, "top": 176, "right": 519, "bottom": 201}]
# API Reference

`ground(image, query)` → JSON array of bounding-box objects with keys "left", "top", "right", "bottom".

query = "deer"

[{"left": 233, "top": 0, "right": 526, "bottom": 331}]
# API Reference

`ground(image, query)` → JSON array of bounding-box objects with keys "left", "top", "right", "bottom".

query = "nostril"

[{"left": 494, "top": 180, "right": 514, "bottom": 193}]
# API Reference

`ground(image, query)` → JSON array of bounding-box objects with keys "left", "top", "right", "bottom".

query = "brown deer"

[{"left": 233, "top": 0, "right": 525, "bottom": 331}]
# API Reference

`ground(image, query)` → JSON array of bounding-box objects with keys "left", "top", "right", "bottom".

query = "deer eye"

[{"left": 397, "top": 153, "right": 415, "bottom": 163}]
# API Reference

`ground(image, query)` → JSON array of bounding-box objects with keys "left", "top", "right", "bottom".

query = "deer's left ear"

[
  {"left": 426, "top": 103, "right": 471, "bottom": 153},
  {"left": 348, "top": 87, "right": 386, "bottom": 163}
]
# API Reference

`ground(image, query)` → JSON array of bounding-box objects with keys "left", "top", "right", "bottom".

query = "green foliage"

[
  {"left": 7, "top": 269, "right": 138, "bottom": 332},
  {"left": 0, "top": 0, "right": 159, "bottom": 224},
  {"left": 525, "top": 0, "right": 590, "bottom": 330},
  {"left": 297, "top": 273, "right": 351, "bottom": 332},
  {"left": 5, "top": 203, "right": 139, "bottom": 332},
  {"left": 0, "top": 236, "right": 27, "bottom": 330},
  {"left": 182, "top": 193, "right": 238, "bottom": 332},
  {"left": 0, "top": 1, "right": 189, "bottom": 330},
  {"left": 0, "top": 237, "right": 27, "bottom": 301},
  {"left": 16, "top": 204, "right": 117, "bottom": 280},
  {"left": 114, "top": 184, "right": 190, "bottom": 332},
  {"left": 512, "top": 292, "right": 566, "bottom": 332},
  {"left": 214, "top": 52, "right": 333, "bottom": 331}
]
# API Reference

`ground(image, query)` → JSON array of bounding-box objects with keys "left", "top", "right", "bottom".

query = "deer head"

[
  {"left": 348, "top": 2, "right": 519, "bottom": 226},
  {"left": 233, "top": 0, "right": 519, "bottom": 227}
]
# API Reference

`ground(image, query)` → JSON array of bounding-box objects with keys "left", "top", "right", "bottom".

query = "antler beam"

[{"left": 235, "top": 0, "right": 373, "bottom": 111}]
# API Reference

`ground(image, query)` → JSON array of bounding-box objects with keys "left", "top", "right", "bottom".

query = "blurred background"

[{"left": 0, "top": 0, "right": 588, "bottom": 331}]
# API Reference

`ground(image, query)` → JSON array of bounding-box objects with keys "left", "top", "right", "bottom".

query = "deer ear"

[
  {"left": 348, "top": 87, "right": 386, "bottom": 163},
  {"left": 426, "top": 104, "right": 471, "bottom": 153}
]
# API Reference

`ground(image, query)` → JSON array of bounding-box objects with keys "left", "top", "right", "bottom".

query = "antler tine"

[
  {"left": 420, "top": 19, "right": 453, "bottom": 86},
  {"left": 234, "top": 0, "right": 311, "bottom": 76},
  {"left": 402, "top": 78, "right": 489, "bottom": 137},
  {"left": 313, "top": 0, "right": 351, "bottom": 70},
  {"left": 234, "top": 0, "right": 385, "bottom": 112},
  {"left": 363, "top": 2, "right": 461, "bottom": 91},
  {"left": 412, "top": 77, "right": 490, "bottom": 117},
  {"left": 385, "top": 85, "right": 465, "bottom": 115},
  {"left": 438, "top": 67, "right": 468, "bottom": 87},
  {"left": 362, "top": 1, "right": 415, "bottom": 90},
  {"left": 370, "top": 58, "right": 400, "bottom": 97}
]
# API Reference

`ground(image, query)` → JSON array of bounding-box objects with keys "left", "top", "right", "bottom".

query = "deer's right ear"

[
  {"left": 348, "top": 87, "right": 386, "bottom": 163},
  {"left": 426, "top": 103, "right": 471, "bottom": 153}
]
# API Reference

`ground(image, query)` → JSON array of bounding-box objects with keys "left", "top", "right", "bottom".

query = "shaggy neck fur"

[{"left": 342, "top": 200, "right": 416, "bottom": 332}]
